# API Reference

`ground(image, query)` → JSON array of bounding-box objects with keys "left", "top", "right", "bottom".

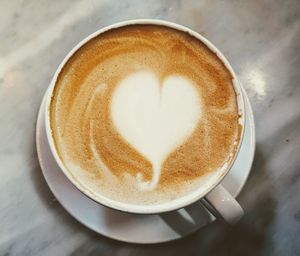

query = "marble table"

[{"left": 1, "top": 0, "right": 299, "bottom": 255}]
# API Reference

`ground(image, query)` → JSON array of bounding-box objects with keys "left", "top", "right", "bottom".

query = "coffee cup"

[{"left": 45, "top": 19, "right": 245, "bottom": 224}]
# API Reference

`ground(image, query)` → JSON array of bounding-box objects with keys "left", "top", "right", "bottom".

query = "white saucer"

[{"left": 36, "top": 86, "right": 255, "bottom": 244}]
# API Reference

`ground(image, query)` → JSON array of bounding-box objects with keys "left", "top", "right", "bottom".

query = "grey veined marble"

[{"left": 0, "top": 0, "right": 300, "bottom": 255}]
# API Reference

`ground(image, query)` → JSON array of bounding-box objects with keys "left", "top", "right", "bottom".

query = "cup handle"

[{"left": 203, "top": 185, "right": 244, "bottom": 224}]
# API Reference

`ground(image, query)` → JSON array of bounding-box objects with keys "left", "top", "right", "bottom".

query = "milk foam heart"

[{"left": 111, "top": 71, "right": 201, "bottom": 191}]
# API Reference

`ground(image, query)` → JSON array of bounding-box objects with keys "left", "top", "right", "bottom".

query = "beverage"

[{"left": 49, "top": 24, "right": 242, "bottom": 205}]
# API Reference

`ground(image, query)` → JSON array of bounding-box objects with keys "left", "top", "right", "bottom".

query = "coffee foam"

[{"left": 50, "top": 25, "right": 242, "bottom": 205}]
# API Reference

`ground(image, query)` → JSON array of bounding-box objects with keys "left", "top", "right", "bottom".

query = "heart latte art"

[
  {"left": 50, "top": 25, "right": 241, "bottom": 205},
  {"left": 111, "top": 71, "right": 201, "bottom": 191}
]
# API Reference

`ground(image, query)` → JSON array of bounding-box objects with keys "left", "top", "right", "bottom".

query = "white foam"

[{"left": 111, "top": 71, "right": 201, "bottom": 191}]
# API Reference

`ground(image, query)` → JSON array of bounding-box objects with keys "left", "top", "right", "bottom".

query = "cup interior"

[{"left": 45, "top": 19, "right": 245, "bottom": 214}]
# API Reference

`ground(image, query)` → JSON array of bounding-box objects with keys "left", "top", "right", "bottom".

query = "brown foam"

[{"left": 50, "top": 25, "right": 241, "bottom": 205}]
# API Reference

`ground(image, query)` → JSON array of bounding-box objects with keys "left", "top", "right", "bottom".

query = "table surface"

[{"left": 1, "top": 0, "right": 300, "bottom": 255}]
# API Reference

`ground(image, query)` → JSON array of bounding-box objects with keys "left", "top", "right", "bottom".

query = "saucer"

[{"left": 36, "top": 86, "right": 255, "bottom": 244}]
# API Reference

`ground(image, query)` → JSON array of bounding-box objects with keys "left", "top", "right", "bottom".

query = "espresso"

[{"left": 50, "top": 25, "right": 241, "bottom": 205}]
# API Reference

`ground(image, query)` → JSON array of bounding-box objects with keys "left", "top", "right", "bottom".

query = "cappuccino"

[{"left": 50, "top": 25, "right": 241, "bottom": 205}]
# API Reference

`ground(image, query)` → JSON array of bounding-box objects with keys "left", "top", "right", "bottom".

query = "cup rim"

[{"left": 45, "top": 19, "right": 245, "bottom": 214}]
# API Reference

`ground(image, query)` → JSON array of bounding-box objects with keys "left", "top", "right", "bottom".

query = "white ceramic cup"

[{"left": 45, "top": 19, "right": 245, "bottom": 224}]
